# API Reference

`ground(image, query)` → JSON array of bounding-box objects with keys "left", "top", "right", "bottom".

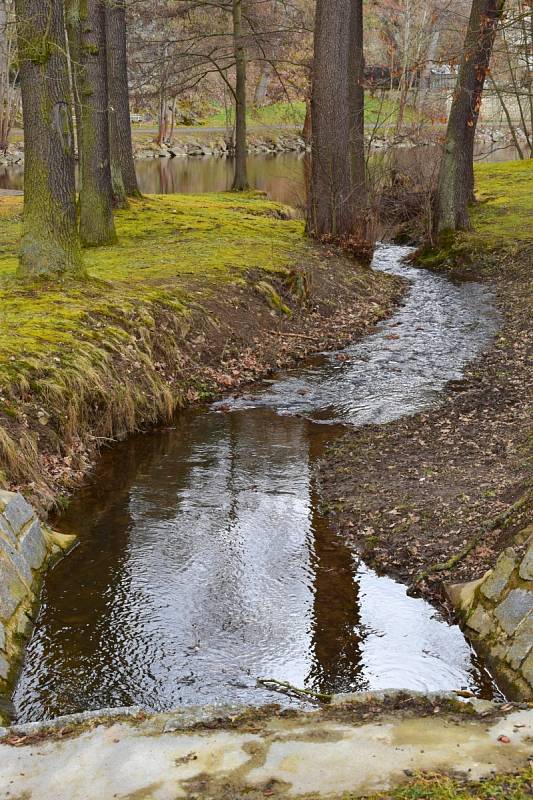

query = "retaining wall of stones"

[
  {"left": 0, "top": 491, "right": 74, "bottom": 696},
  {"left": 448, "top": 526, "right": 532, "bottom": 700}
]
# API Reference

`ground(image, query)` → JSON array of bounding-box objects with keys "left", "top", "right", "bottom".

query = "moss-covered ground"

[{"left": 363, "top": 767, "right": 533, "bottom": 800}]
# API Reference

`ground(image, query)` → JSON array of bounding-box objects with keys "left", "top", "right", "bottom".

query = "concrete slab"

[{"left": 0, "top": 703, "right": 531, "bottom": 799}]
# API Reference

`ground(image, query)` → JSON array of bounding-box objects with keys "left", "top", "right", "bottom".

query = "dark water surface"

[
  {"left": 13, "top": 245, "right": 501, "bottom": 723},
  {"left": 0, "top": 143, "right": 520, "bottom": 206}
]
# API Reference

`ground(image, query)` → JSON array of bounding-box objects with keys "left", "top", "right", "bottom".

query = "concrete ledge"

[{"left": 0, "top": 696, "right": 531, "bottom": 799}]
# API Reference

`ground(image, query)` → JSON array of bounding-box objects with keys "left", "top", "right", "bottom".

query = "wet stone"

[
  {"left": 494, "top": 589, "right": 533, "bottom": 636},
  {"left": 0, "top": 556, "right": 27, "bottom": 621},
  {"left": 0, "top": 654, "right": 8, "bottom": 680},
  {"left": 17, "top": 520, "right": 47, "bottom": 571},
  {"left": 0, "top": 492, "right": 33, "bottom": 535},
  {"left": 467, "top": 605, "right": 492, "bottom": 637},
  {"left": 505, "top": 614, "right": 533, "bottom": 670},
  {"left": 480, "top": 549, "right": 517, "bottom": 601},
  {"left": 519, "top": 544, "right": 533, "bottom": 581},
  {"left": 0, "top": 515, "right": 17, "bottom": 547},
  {"left": 521, "top": 651, "right": 533, "bottom": 687}
]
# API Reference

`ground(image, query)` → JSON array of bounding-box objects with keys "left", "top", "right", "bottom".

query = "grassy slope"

[
  {"left": 0, "top": 193, "right": 306, "bottom": 499},
  {"left": 0, "top": 193, "right": 303, "bottom": 387}
]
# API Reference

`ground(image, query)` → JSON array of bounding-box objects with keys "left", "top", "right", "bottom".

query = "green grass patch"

[
  {"left": 198, "top": 98, "right": 417, "bottom": 129},
  {"left": 0, "top": 192, "right": 306, "bottom": 388},
  {"left": 356, "top": 767, "right": 533, "bottom": 800}
]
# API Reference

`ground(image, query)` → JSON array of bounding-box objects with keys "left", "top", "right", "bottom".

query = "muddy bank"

[{"left": 316, "top": 243, "right": 532, "bottom": 611}]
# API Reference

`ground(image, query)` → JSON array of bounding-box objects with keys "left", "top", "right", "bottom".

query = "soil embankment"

[{"left": 317, "top": 159, "right": 532, "bottom": 610}]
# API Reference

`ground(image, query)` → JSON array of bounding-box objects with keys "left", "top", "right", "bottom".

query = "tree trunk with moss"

[
  {"left": 14, "top": 0, "right": 83, "bottom": 277},
  {"left": 78, "top": 0, "right": 116, "bottom": 246},
  {"left": 231, "top": 0, "right": 248, "bottom": 191},
  {"left": 105, "top": 0, "right": 140, "bottom": 199},
  {"left": 307, "top": 0, "right": 361, "bottom": 238},
  {"left": 434, "top": 0, "right": 505, "bottom": 236}
]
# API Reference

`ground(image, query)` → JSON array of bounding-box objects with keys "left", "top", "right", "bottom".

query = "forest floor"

[
  {"left": 0, "top": 192, "right": 402, "bottom": 512},
  {"left": 316, "top": 158, "right": 533, "bottom": 608}
]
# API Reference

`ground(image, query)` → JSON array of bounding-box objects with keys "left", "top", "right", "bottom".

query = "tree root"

[
  {"left": 409, "top": 490, "right": 531, "bottom": 591},
  {"left": 257, "top": 678, "right": 333, "bottom": 704}
]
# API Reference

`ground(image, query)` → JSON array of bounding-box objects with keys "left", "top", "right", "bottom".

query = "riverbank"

[
  {"left": 0, "top": 192, "right": 402, "bottom": 513},
  {"left": 316, "top": 159, "right": 532, "bottom": 611}
]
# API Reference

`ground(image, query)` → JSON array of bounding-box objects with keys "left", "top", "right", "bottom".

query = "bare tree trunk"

[
  {"left": 78, "top": 0, "right": 116, "bottom": 246},
  {"left": 0, "top": 1, "right": 19, "bottom": 152},
  {"left": 434, "top": 0, "right": 505, "bottom": 236},
  {"left": 349, "top": 0, "right": 367, "bottom": 214},
  {"left": 232, "top": 0, "right": 248, "bottom": 191},
  {"left": 14, "top": 0, "right": 83, "bottom": 277},
  {"left": 105, "top": 0, "right": 140, "bottom": 198},
  {"left": 307, "top": 0, "right": 355, "bottom": 237},
  {"left": 254, "top": 62, "right": 272, "bottom": 106},
  {"left": 418, "top": 28, "right": 441, "bottom": 109}
]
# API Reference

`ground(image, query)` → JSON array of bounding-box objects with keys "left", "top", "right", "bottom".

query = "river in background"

[
  {"left": 12, "top": 245, "right": 502, "bottom": 723},
  {"left": 0, "top": 143, "right": 520, "bottom": 207}
]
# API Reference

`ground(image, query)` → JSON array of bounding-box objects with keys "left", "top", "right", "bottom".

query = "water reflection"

[{"left": 0, "top": 143, "right": 519, "bottom": 204}]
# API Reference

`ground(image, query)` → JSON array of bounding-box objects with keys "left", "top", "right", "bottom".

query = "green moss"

[
  {"left": 352, "top": 767, "right": 533, "bottom": 800},
  {"left": 417, "top": 159, "right": 533, "bottom": 274},
  {"left": 0, "top": 192, "right": 306, "bottom": 390}
]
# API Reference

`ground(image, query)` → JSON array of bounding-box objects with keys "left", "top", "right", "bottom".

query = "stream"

[{"left": 12, "top": 244, "right": 501, "bottom": 723}]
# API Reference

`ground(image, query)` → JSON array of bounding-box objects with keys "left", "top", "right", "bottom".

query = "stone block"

[
  {"left": 506, "top": 613, "right": 533, "bottom": 670},
  {"left": 521, "top": 650, "right": 533, "bottom": 688},
  {"left": 0, "top": 555, "right": 27, "bottom": 622},
  {"left": 0, "top": 538, "right": 32, "bottom": 586},
  {"left": 0, "top": 621, "right": 5, "bottom": 651},
  {"left": 0, "top": 492, "right": 34, "bottom": 535},
  {"left": 0, "top": 654, "right": 8, "bottom": 680},
  {"left": 18, "top": 520, "right": 47, "bottom": 571},
  {"left": 0, "top": 514, "right": 17, "bottom": 547},
  {"left": 480, "top": 549, "right": 517, "bottom": 601},
  {"left": 495, "top": 589, "right": 533, "bottom": 636},
  {"left": 466, "top": 605, "right": 492, "bottom": 637},
  {"left": 519, "top": 543, "right": 533, "bottom": 581}
]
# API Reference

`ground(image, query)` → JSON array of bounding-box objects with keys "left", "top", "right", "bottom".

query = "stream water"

[{"left": 12, "top": 245, "right": 501, "bottom": 723}]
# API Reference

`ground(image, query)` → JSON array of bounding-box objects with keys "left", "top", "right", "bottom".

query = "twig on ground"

[{"left": 410, "top": 490, "right": 531, "bottom": 590}]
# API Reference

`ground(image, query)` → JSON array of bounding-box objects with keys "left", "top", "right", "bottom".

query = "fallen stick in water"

[{"left": 257, "top": 678, "right": 333, "bottom": 704}]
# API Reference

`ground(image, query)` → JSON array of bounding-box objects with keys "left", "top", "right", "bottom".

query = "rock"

[
  {"left": 0, "top": 654, "right": 8, "bottom": 680},
  {"left": 466, "top": 605, "right": 492, "bottom": 637},
  {"left": 0, "top": 554, "right": 27, "bottom": 621},
  {"left": 0, "top": 492, "right": 33, "bottom": 535},
  {"left": 18, "top": 519, "right": 47, "bottom": 571},
  {"left": 480, "top": 548, "right": 517, "bottom": 601},
  {"left": 505, "top": 614, "right": 533, "bottom": 670},
  {"left": 522, "top": 650, "right": 533, "bottom": 687},
  {"left": 447, "top": 574, "right": 488, "bottom": 613},
  {"left": 0, "top": 622, "right": 5, "bottom": 651},
  {"left": 519, "top": 542, "right": 533, "bottom": 581},
  {"left": 495, "top": 589, "right": 533, "bottom": 636}
]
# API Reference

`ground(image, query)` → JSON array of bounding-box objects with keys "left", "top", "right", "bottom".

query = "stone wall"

[
  {"left": 0, "top": 491, "right": 75, "bottom": 696},
  {"left": 448, "top": 527, "right": 532, "bottom": 700}
]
